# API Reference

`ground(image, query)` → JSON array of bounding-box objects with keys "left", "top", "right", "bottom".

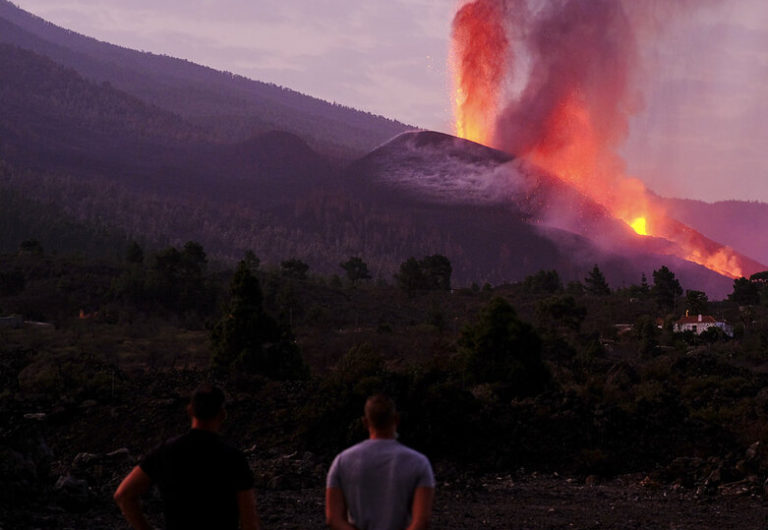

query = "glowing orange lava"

[
  {"left": 522, "top": 96, "right": 751, "bottom": 278},
  {"left": 450, "top": 0, "right": 507, "bottom": 146},
  {"left": 631, "top": 218, "right": 647, "bottom": 236}
]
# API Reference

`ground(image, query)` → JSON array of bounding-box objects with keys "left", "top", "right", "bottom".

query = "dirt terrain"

[
  {"left": 4, "top": 379, "right": 768, "bottom": 529},
  {"left": 10, "top": 467, "right": 768, "bottom": 529},
  {"left": 4, "top": 330, "right": 768, "bottom": 529}
]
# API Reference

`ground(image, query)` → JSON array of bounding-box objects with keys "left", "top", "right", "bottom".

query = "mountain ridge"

[{"left": 0, "top": 0, "right": 410, "bottom": 159}]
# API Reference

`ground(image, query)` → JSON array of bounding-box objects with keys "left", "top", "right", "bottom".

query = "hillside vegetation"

[{"left": 2, "top": 244, "right": 768, "bottom": 526}]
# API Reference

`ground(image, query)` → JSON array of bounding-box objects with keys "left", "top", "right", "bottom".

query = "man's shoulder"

[
  {"left": 340, "top": 439, "right": 375, "bottom": 453},
  {"left": 144, "top": 430, "right": 246, "bottom": 462},
  {"left": 337, "top": 439, "right": 429, "bottom": 461},
  {"left": 394, "top": 441, "right": 428, "bottom": 457},
  {"left": 394, "top": 442, "right": 432, "bottom": 467},
  {"left": 143, "top": 432, "right": 184, "bottom": 457}
]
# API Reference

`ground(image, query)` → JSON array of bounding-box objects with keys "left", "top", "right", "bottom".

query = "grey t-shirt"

[{"left": 326, "top": 438, "right": 435, "bottom": 530}]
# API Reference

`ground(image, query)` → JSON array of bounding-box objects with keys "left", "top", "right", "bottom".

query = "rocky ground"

[
  {"left": 5, "top": 442, "right": 768, "bottom": 529},
  {"left": 4, "top": 362, "right": 768, "bottom": 529}
]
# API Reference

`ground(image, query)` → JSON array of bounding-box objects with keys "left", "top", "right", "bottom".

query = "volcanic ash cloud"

[{"left": 449, "top": 0, "right": 765, "bottom": 279}]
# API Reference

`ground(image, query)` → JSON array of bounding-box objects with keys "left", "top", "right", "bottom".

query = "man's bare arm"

[
  {"left": 114, "top": 466, "right": 153, "bottom": 530},
  {"left": 237, "top": 489, "right": 262, "bottom": 530},
  {"left": 406, "top": 486, "right": 434, "bottom": 530},
  {"left": 325, "top": 487, "right": 358, "bottom": 530}
]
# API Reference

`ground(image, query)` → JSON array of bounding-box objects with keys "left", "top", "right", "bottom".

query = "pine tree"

[
  {"left": 460, "top": 297, "right": 549, "bottom": 397},
  {"left": 685, "top": 290, "right": 708, "bottom": 315},
  {"left": 730, "top": 277, "right": 759, "bottom": 306},
  {"left": 340, "top": 256, "right": 371, "bottom": 285},
  {"left": 211, "top": 261, "right": 307, "bottom": 379},
  {"left": 652, "top": 266, "right": 683, "bottom": 313},
  {"left": 395, "top": 257, "right": 425, "bottom": 296},
  {"left": 640, "top": 273, "right": 650, "bottom": 293},
  {"left": 584, "top": 265, "right": 610, "bottom": 295},
  {"left": 125, "top": 241, "right": 144, "bottom": 264}
]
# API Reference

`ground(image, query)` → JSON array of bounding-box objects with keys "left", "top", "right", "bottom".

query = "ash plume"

[
  {"left": 496, "top": 1, "right": 638, "bottom": 178},
  {"left": 453, "top": 0, "right": 712, "bottom": 165},
  {"left": 449, "top": 0, "right": 765, "bottom": 279}
]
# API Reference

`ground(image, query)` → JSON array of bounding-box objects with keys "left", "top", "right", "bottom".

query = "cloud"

[{"left": 624, "top": 12, "right": 768, "bottom": 202}]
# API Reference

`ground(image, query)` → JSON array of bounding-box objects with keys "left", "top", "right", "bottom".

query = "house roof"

[{"left": 676, "top": 315, "right": 718, "bottom": 325}]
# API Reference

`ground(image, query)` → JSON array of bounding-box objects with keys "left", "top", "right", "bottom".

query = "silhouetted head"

[
  {"left": 189, "top": 384, "right": 226, "bottom": 423},
  {"left": 364, "top": 394, "right": 399, "bottom": 438}
]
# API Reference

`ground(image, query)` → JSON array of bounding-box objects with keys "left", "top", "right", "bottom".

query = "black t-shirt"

[{"left": 140, "top": 429, "right": 254, "bottom": 530}]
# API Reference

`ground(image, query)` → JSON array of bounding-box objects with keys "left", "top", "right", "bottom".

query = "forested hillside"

[
  {"left": 0, "top": 180, "right": 127, "bottom": 258},
  {"left": 0, "top": 43, "right": 205, "bottom": 176}
]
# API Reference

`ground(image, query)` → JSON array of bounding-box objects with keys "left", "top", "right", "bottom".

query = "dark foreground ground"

[
  {"left": 4, "top": 325, "right": 768, "bottom": 529},
  {"left": 4, "top": 385, "right": 768, "bottom": 529},
  {"left": 9, "top": 468, "right": 768, "bottom": 529},
  {"left": 259, "top": 473, "right": 768, "bottom": 529}
]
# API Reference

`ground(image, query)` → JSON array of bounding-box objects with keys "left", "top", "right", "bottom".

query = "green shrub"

[{"left": 460, "top": 297, "right": 550, "bottom": 398}]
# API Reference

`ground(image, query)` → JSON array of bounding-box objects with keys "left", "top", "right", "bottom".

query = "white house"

[{"left": 674, "top": 313, "right": 733, "bottom": 337}]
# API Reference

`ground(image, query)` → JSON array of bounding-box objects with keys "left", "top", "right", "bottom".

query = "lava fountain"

[
  {"left": 450, "top": 0, "right": 509, "bottom": 146},
  {"left": 450, "top": 0, "right": 764, "bottom": 279}
]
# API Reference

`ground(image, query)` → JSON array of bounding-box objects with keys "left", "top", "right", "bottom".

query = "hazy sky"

[{"left": 11, "top": 0, "right": 768, "bottom": 204}]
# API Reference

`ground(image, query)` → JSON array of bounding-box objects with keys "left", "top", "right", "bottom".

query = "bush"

[
  {"left": 211, "top": 261, "right": 308, "bottom": 380},
  {"left": 460, "top": 297, "right": 550, "bottom": 398}
]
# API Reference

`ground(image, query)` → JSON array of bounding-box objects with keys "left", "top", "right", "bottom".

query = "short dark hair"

[
  {"left": 364, "top": 394, "right": 397, "bottom": 430},
  {"left": 190, "top": 384, "right": 225, "bottom": 420}
]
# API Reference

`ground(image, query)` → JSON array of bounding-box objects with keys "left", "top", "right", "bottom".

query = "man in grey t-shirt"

[{"left": 325, "top": 394, "right": 435, "bottom": 530}]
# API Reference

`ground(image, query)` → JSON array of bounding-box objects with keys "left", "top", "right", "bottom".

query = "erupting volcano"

[{"left": 450, "top": 0, "right": 765, "bottom": 279}]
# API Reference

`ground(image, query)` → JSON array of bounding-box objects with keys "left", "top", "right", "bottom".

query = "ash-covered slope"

[
  {"left": 352, "top": 131, "right": 636, "bottom": 239},
  {"left": 348, "top": 131, "right": 736, "bottom": 297}
]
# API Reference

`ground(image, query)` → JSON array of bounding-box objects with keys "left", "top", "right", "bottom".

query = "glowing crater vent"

[{"left": 630, "top": 217, "right": 647, "bottom": 236}]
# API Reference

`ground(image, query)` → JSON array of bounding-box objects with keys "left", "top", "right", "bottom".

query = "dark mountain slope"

[
  {"left": 0, "top": 43, "right": 337, "bottom": 204},
  {"left": 0, "top": 43, "right": 202, "bottom": 177},
  {"left": 0, "top": 0, "right": 410, "bottom": 159},
  {"left": 0, "top": 44, "right": 739, "bottom": 297}
]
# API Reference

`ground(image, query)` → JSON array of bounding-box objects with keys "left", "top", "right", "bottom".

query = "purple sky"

[{"left": 11, "top": 0, "right": 768, "bottom": 204}]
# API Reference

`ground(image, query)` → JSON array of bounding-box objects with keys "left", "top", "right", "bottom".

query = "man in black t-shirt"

[{"left": 114, "top": 384, "right": 261, "bottom": 530}]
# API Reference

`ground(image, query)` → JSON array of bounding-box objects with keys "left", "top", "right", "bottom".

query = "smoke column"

[
  {"left": 452, "top": 0, "right": 648, "bottom": 218},
  {"left": 450, "top": 0, "right": 762, "bottom": 279}
]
